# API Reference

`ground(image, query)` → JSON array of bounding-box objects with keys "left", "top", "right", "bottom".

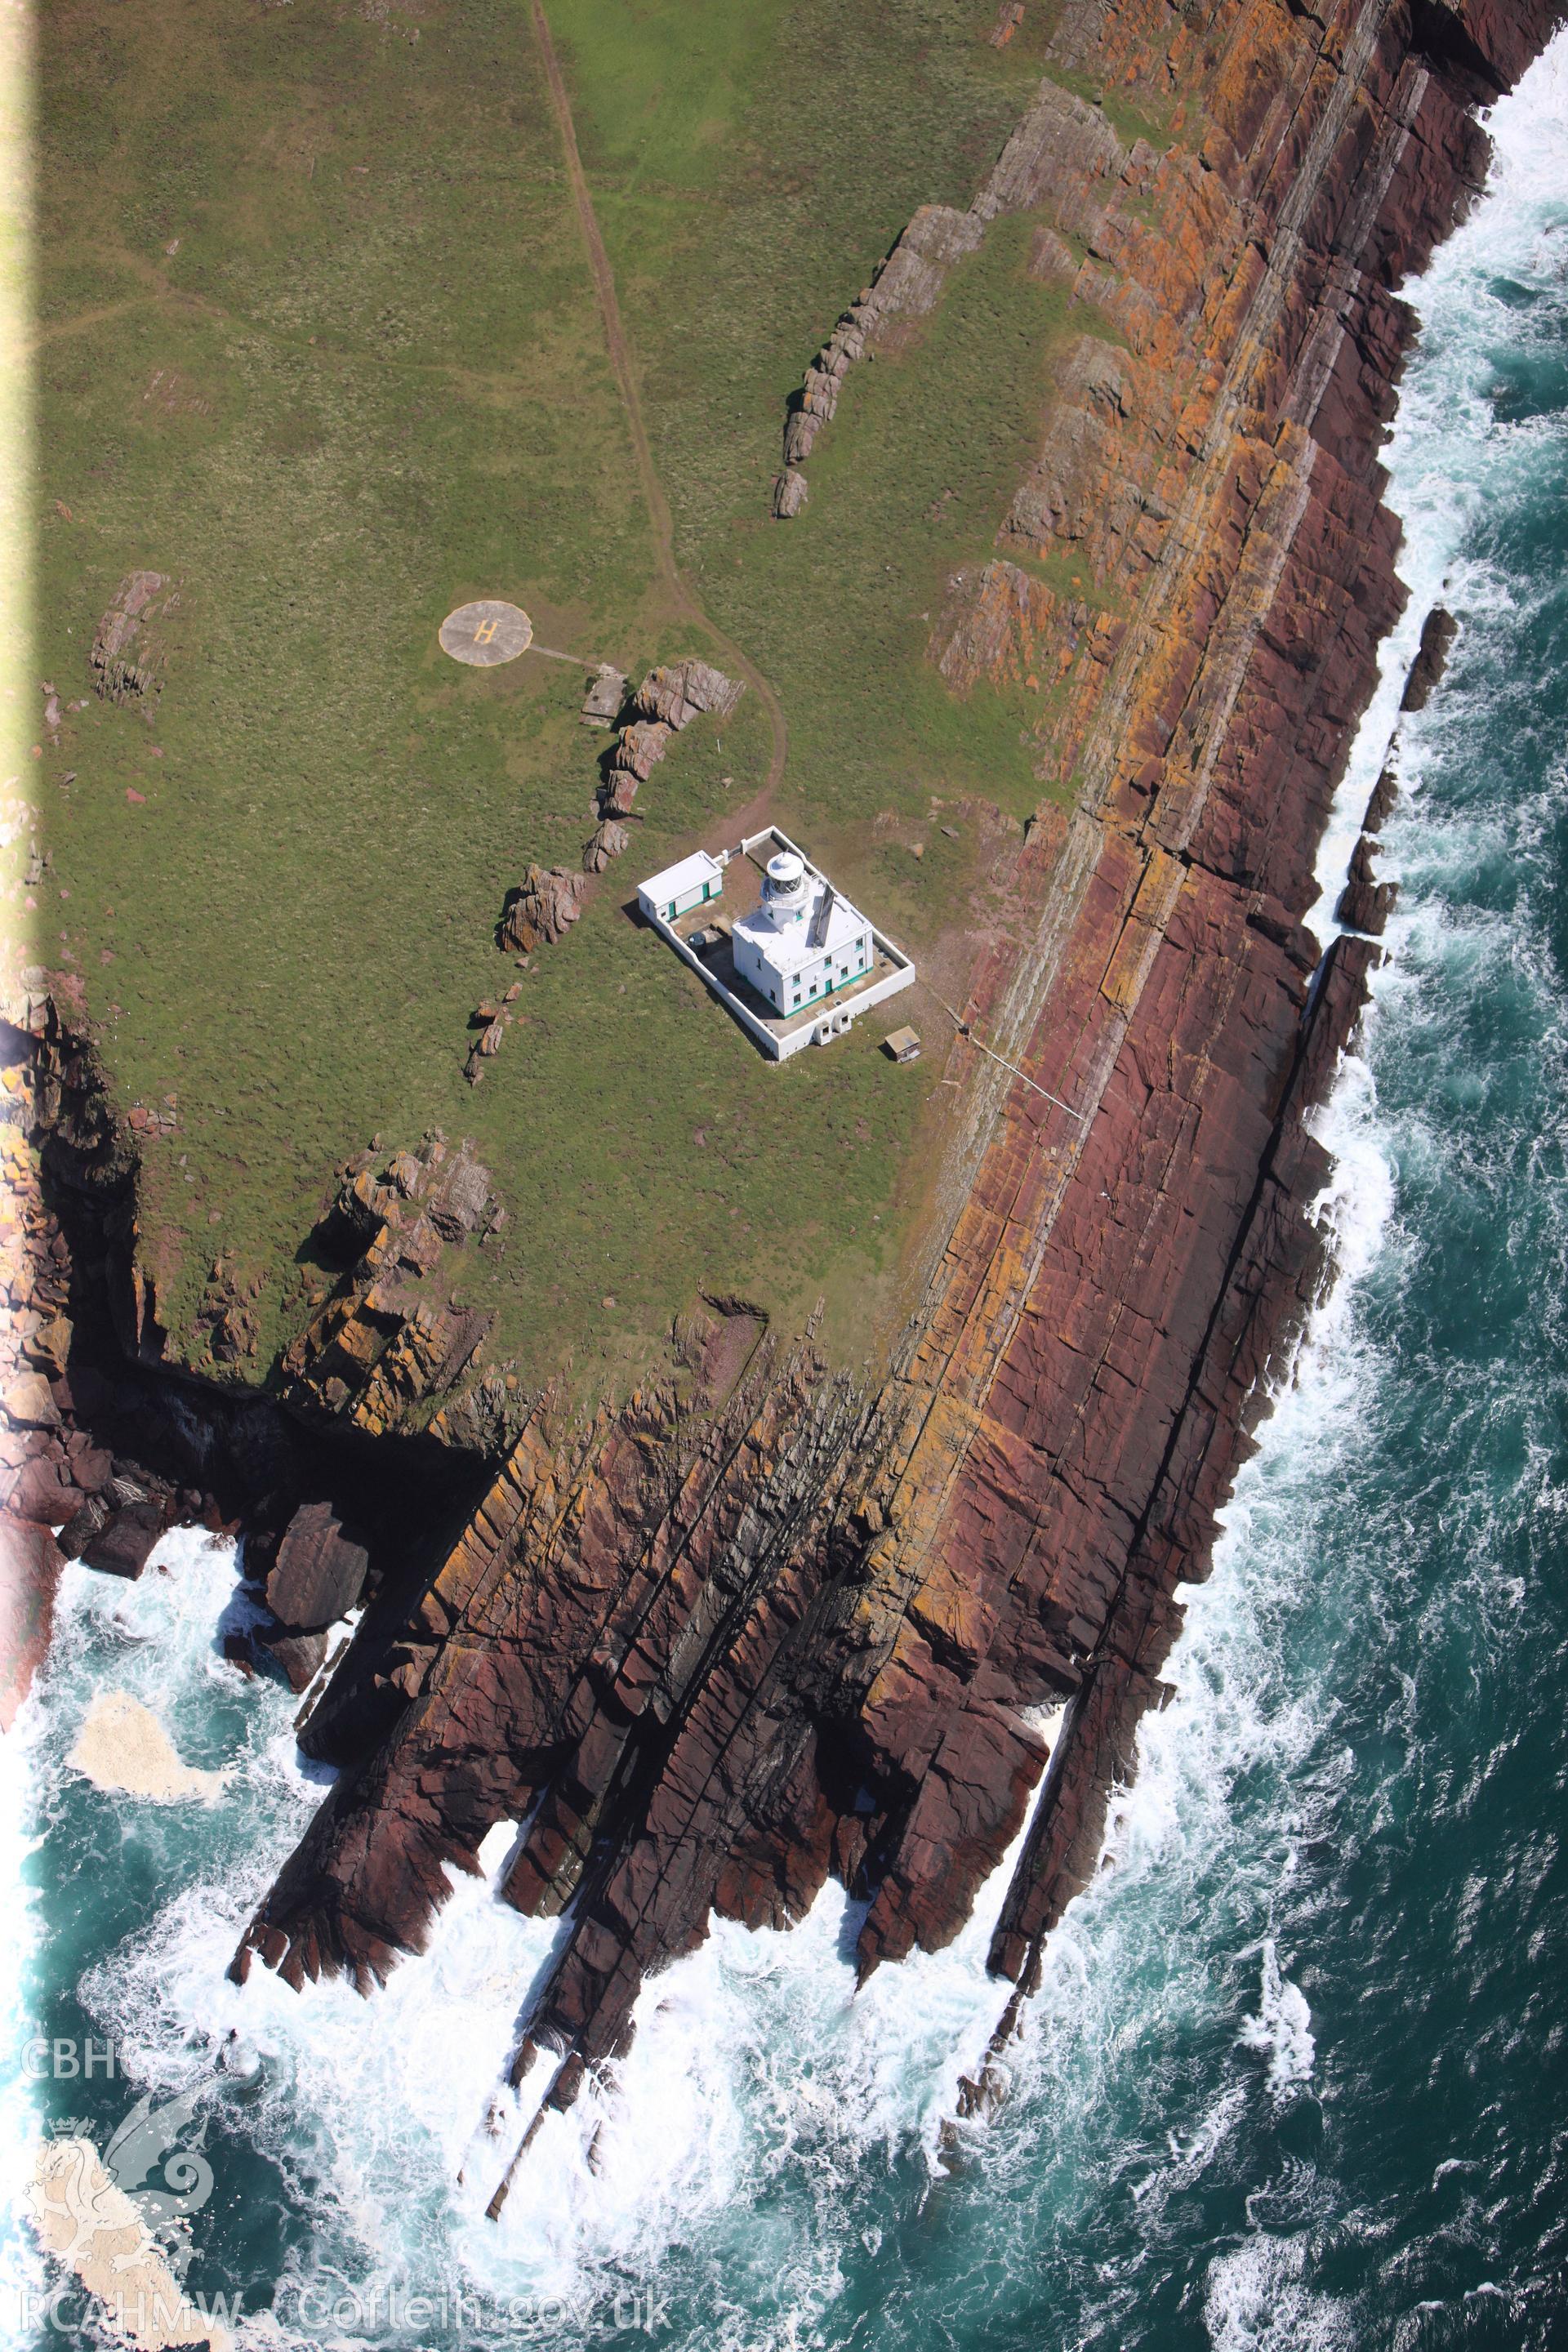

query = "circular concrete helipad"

[{"left": 439, "top": 599, "right": 533, "bottom": 666}]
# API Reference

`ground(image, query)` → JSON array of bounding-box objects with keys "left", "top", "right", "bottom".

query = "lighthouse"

[
  {"left": 637, "top": 824, "right": 915, "bottom": 1059},
  {"left": 731, "top": 849, "right": 874, "bottom": 1017},
  {"left": 760, "top": 849, "right": 809, "bottom": 924}
]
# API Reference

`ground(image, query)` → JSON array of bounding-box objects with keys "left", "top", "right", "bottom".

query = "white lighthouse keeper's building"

[
  {"left": 730, "top": 849, "right": 874, "bottom": 1018},
  {"left": 637, "top": 849, "right": 724, "bottom": 925}
]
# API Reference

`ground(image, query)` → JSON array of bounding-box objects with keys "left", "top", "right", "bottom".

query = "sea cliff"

[{"left": 7, "top": 0, "right": 1564, "bottom": 2180}]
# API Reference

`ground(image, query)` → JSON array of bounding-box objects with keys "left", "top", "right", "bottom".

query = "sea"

[{"left": 6, "top": 36, "right": 1568, "bottom": 2352}]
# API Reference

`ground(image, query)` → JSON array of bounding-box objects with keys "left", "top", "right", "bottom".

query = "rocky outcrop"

[
  {"left": 0, "top": 994, "right": 499, "bottom": 1718},
  {"left": 612, "top": 720, "right": 669, "bottom": 783},
  {"left": 998, "top": 333, "right": 1137, "bottom": 561},
  {"left": 497, "top": 865, "right": 584, "bottom": 954},
  {"left": 930, "top": 555, "right": 1091, "bottom": 693},
  {"left": 230, "top": 1297, "right": 840, "bottom": 1999},
  {"left": 226, "top": 1500, "right": 372, "bottom": 1692},
  {"left": 258, "top": 1501, "right": 370, "bottom": 1632},
  {"left": 1336, "top": 834, "right": 1398, "bottom": 933},
  {"left": 462, "top": 987, "right": 522, "bottom": 1084},
  {"left": 772, "top": 467, "right": 808, "bottom": 519},
  {"left": 581, "top": 819, "right": 630, "bottom": 875},
  {"left": 89, "top": 570, "right": 176, "bottom": 706},
  {"left": 1336, "top": 598, "right": 1456, "bottom": 932},
  {"left": 775, "top": 203, "right": 987, "bottom": 506},
  {"left": 280, "top": 1132, "right": 505, "bottom": 1441},
  {"left": 773, "top": 74, "right": 1131, "bottom": 513},
  {"left": 1400, "top": 603, "right": 1458, "bottom": 709},
  {"left": 631, "top": 660, "right": 744, "bottom": 731},
  {"left": 582, "top": 661, "right": 742, "bottom": 869}
]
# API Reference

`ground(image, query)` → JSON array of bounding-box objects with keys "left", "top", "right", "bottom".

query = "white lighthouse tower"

[
  {"left": 760, "top": 849, "right": 809, "bottom": 926},
  {"left": 637, "top": 823, "right": 915, "bottom": 1058},
  {"left": 732, "top": 848, "right": 873, "bottom": 1017}
]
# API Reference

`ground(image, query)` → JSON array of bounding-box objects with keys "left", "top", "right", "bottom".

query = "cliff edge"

[{"left": 11, "top": 0, "right": 1562, "bottom": 2192}]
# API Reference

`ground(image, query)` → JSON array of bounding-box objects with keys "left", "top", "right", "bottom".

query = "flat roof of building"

[
  {"left": 733, "top": 878, "right": 870, "bottom": 978},
  {"left": 640, "top": 850, "right": 724, "bottom": 902}
]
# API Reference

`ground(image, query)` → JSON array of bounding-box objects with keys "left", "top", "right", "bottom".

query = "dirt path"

[
  {"left": 28, "top": 294, "right": 158, "bottom": 352},
  {"left": 528, "top": 0, "right": 789, "bottom": 794}
]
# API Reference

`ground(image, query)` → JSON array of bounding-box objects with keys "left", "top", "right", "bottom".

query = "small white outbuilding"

[{"left": 638, "top": 851, "right": 724, "bottom": 925}]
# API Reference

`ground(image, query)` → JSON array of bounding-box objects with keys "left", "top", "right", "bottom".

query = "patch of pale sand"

[
  {"left": 69, "top": 1692, "right": 228, "bottom": 1804},
  {"left": 28, "top": 2139, "right": 230, "bottom": 2350}
]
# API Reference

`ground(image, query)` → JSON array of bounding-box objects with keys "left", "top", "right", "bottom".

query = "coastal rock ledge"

[{"left": 120, "top": 0, "right": 1568, "bottom": 2155}]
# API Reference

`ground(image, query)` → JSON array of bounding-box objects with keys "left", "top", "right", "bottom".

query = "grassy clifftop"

[{"left": 29, "top": 0, "right": 1082, "bottom": 1394}]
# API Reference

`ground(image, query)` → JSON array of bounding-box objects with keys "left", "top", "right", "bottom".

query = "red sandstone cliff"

[{"left": 198, "top": 0, "right": 1566, "bottom": 2183}]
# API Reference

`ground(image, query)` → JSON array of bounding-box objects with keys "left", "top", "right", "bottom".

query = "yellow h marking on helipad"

[{"left": 473, "top": 618, "right": 499, "bottom": 644}]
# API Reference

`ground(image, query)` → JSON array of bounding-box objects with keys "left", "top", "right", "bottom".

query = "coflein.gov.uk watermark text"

[{"left": 3, "top": 2283, "right": 671, "bottom": 2340}]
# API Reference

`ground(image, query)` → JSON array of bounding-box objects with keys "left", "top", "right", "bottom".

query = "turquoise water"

[{"left": 7, "top": 40, "right": 1568, "bottom": 2352}]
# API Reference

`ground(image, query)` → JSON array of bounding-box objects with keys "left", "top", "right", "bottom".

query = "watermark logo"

[
  {"left": 25, "top": 2071, "right": 215, "bottom": 2289},
  {"left": 102, "top": 2084, "right": 216, "bottom": 2232},
  {"left": 3, "top": 2279, "right": 675, "bottom": 2341},
  {"left": 14, "top": 2039, "right": 212, "bottom": 2234},
  {"left": 3, "top": 2285, "right": 246, "bottom": 2340},
  {"left": 13, "top": 2038, "right": 675, "bottom": 2344},
  {"left": 19, "top": 2035, "right": 124, "bottom": 2080}
]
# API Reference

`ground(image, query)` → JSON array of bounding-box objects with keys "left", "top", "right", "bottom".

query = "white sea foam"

[
  {"left": 1309, "top": 36, "right": 1568, "bottom": 937},
  {"left": 16, "top": 1487, "right": 1085, "bottom": 2342},
  {"left": 1237, "top": 1941, "right": 1315, "bottom": 2102},
  {"left": 1185, "top": 33, "right": 1568, "bottom": 2346},
  {"left": 69, "top": 1691, "right": 230, "bottom": 1806},
  {"left": 0, "top": 1702, "right": 46, "bottom": 2352},
  {"left": 1204, "top": 2233, "right": 1352, "bottom": 2352}
]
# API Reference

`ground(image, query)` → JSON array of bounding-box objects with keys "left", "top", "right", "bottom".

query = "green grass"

[
  {"left": 695, "top": 214, "right": 1082, "bottom": 836},
  {"left": 29, "top": 0, "right": 1088, "bottom": 1396}
]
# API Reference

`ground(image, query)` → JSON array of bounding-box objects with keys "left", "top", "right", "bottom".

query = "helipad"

[{"left": 439, "top": 599, "right": 533, "bottom": 666}]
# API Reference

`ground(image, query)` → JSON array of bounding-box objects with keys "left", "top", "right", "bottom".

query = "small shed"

[
  {"left": 883, "top": 1026, "right": 921, "bottom": 1063},
  {"left": 580, "top": 664, "right": 626, "bottom": 728},
  {"left": 639, "top": 852, "right": 724, "bottom": 925}
]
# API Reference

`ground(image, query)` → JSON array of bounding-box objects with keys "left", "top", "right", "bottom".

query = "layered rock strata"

[
  {"left": 497, "top": 865, "right": 584, "bottom": 955},
  {"left": 66, "top": 0, "right": 1568, "bottom": 2178},
  {"left": 0, "top": 1002, "right": 490, "bottom": 1722},
  {"left": 774, "top": 202, "right": 987, "bottom": 514},
  {"left": 88, "top": 570, "right": 176, "bottom": 708},
  {"left": 280, "top": 1133, "right": 509, "bottom": 1446}
]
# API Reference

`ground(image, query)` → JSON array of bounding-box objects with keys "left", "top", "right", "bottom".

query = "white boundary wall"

[{"left": 642, "top": 826, "right": 915, "bottom": 1062}]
